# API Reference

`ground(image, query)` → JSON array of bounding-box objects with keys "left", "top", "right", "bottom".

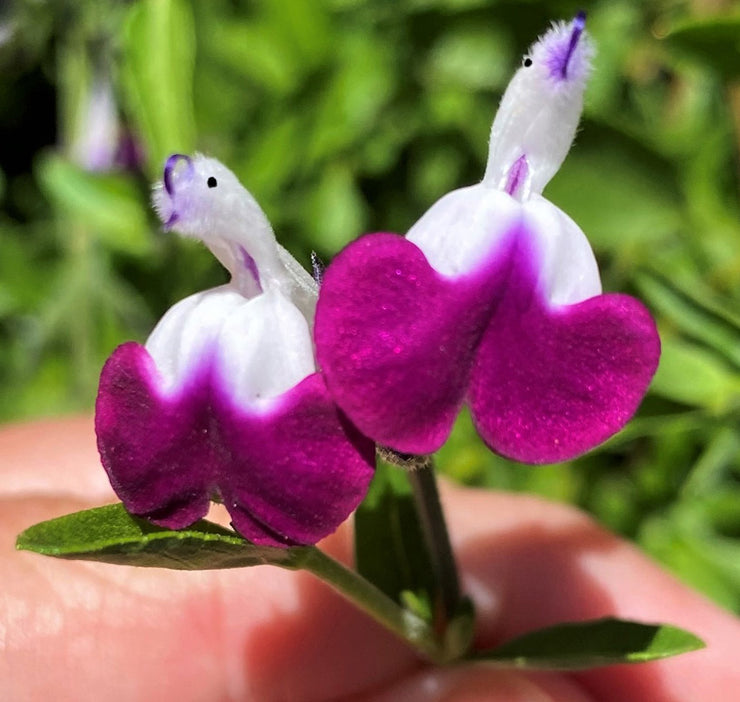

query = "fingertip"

[
  {"left": 0, "top": 415, "right": 113, "bottom": 501},
  {"left": 360, "top": 667, "right": 593, "bottom": 702}
]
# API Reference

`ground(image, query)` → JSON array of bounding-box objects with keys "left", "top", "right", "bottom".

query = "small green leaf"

[
  {"left": 354, "top": 462, "right": 437, "bottom": 619},
  {"left": 473, "top": 618, "right": 705, "bottom": 670},
  {"left": 16, "top": 503, "right": 307, "bottom": 570}
]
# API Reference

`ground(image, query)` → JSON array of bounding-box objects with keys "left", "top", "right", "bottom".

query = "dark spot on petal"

[{"left": 207, "top": 176, "right": 218, "bottom": 188}]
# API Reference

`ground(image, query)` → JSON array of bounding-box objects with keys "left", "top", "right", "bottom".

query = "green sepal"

[{"left": 471, "top": 617, "right": 705, "bottom": 670}]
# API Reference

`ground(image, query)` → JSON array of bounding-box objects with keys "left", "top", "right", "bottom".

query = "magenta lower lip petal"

[{"left": 96, "top": 342, "right": 375, "bottom": 546}]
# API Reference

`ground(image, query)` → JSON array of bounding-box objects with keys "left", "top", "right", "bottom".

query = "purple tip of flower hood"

[
  {"left": 163, "top": 153, "right": 193, "bottom": 196},
  {"left": 562, "top": 12, "right": 587, "bottom": 78},
  {"left": 468, "top": 237, "right": 660, "bottom": 464},
  {"left": 95, "top": 342, "right": 375, "bottom": 546},
  {"left": 545, "top": 11, "right": 589, "bottom": 82},
  {"left": 315, "top": 225, "right": 659, "bottom": 463}
]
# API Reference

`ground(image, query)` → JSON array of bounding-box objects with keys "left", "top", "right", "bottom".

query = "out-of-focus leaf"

[
  {"left": 473, "top": 618, "right": 704, "bottom": 669},
  {"left": 682, "top": 427, "right": 740, "bottom": 498},
  {"left": 585, "top": 3, "right": 641, "bottom": 116},
  {"left": 37, "top": 153, "right": 151, "bottom": 256},
  {"left": 204, "top": 21, "right": 299, "bottom": 95},
  {"left": 663, "top": 15, "right": 740, "bottom": 79},
  {"left": 306, "top": 32, "right": 396, "bottom": 162},
  {"left": 425, "top": 23, "right": 512, "bottom": 91},
  {"left": 262, "top": 0, "right": 332, "bottom": 68},
  {"left": 680, "top": 126, "right": 740, "bottom": 287},
  {"left": 650, "top": 336, "right": 740, "bottom": 412},
  {"left": 242, "top": 113, "right": 304, "bottom": 200},
  {"left": 120, "top": 0, "right": 196, "bottom": 174},
  {"left": 545, "top": 139, "right": 682, "bottom": 256},
  {"left": 637, "top": 272, "right": 740, "bottom": 368},
  {"left": 303, "top": 162, "right": 367, "bottom": 252},
  {"left": 410, "top": 144, "right": 465, "bottom": 205}
]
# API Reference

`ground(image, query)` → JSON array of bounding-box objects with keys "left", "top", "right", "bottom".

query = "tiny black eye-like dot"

[
  {"left": 207, "top": 176, "right": 218, "bottom": 188},
  {"left": 523, "top": 57, "right": 533, "bottom": 67}
]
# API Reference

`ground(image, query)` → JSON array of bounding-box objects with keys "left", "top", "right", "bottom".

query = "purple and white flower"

[
  {"left": 314, "top": 14, "right": 660, "bottom": 464},
  {"left": 95, "top": 154, "right": 374, "bottom": 546}
]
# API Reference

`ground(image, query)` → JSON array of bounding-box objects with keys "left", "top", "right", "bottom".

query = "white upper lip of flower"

[{"left": 146, "top": 154, "right": 320, "bottom": 406}]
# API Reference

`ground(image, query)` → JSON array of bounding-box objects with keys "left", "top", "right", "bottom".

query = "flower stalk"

[
  {"left": 406, "top": 459, "right": 463, "bottom": 630},
  {"left": 296, "top": 546, "right": 446, "bottom": 661}
]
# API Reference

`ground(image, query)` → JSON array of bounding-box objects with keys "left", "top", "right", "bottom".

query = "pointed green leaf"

[
  {"left": 473, "top": 618, "right": 705, "bottom": 670},
  {"left": 16, "top": 503, "right": 308, "bottom": 570},
  {"left": 354, "top": 461, "right": 437, "bottom": 618}
]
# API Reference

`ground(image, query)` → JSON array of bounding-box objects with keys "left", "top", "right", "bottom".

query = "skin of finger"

[
  {"left": 1, "top": 418, "right": 420, "bottom": 702},
  {"left": 0, "top": 415, "right": 113, "bottom": 500},
  {"left": 445, "top": 486, "right": 740, "bottom": 702},
  {"left": 353, "top": 669, "right": 595, "bottom": 702},
  {"left": 3, "top": 417, "right": 740, "bottom": 702}
]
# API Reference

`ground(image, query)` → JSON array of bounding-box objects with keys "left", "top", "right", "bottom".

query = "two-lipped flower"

[{"left": 95, "top": 14, "right": 660, "bottom": 546}]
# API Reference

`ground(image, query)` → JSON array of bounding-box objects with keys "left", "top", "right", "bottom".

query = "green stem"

[
  {"left": 297, "top": 546, "right": 443, "bottom": 661},
  {"left": 406, "top": 459, "right": 462, "bottom": 628}
]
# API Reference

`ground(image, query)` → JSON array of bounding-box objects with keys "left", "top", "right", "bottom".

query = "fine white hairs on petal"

[
  {"left": 152, "top": 154, "right": 291, "bottom": 296},
  {"left": 152, "top": 153, "right": 318, "bottom": 320},
  {"left": 484, "top": 13, "right": 594, "bottom": 198}
]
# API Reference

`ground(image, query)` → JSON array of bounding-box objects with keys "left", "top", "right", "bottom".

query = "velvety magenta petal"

[
  {"left": 468, "top": 240, "right": 660, "bottom": 464},
  {"left": 315, "top": 232, "right": 512, "bottom": 454},
  {"left": 218, "top": 373, "right": 375, "bottom": 546},
  {"left": 95, "top": 342, "right": 213, "bottom": 529},
  {"left": 95, "top": 342, "right": 375, "bottom": 545}
]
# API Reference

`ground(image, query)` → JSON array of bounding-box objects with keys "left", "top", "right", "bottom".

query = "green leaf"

[
  {"left": 37, "top": 154, "right": 152, "bottom": 256},
  {"left": 304, "top": 162, "right": 367, "bottom": 254},
  {"left": 354, "top": 461, "right": 437, "bottom": 619},
  {"left": 544, "top": 139, "right": 682, "bottom": 256},
  {"left": 16, "top": 503, "right": 307, "bottom": 570},
  {"left": 636, "top": 272, "right": 740, "bottom": 369},
  {"left": 120, "top": 0, "right": 196, "bottom": 175},
  {"left": 424, "top": 23, "right": 513, "bottom": 91},
  {"left": 664, "top": 15, "right": 740, "bottom": 79},
  {"left": 650, "top": 336, "right": 740, "bottom": 412},
  {"left": 473, "top": 618, "right": 705, "bottom": 670}
]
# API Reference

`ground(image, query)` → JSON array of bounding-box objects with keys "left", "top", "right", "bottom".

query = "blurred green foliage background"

[{"left": 1, "top": 0, "right": 739, "bottom": 610}]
